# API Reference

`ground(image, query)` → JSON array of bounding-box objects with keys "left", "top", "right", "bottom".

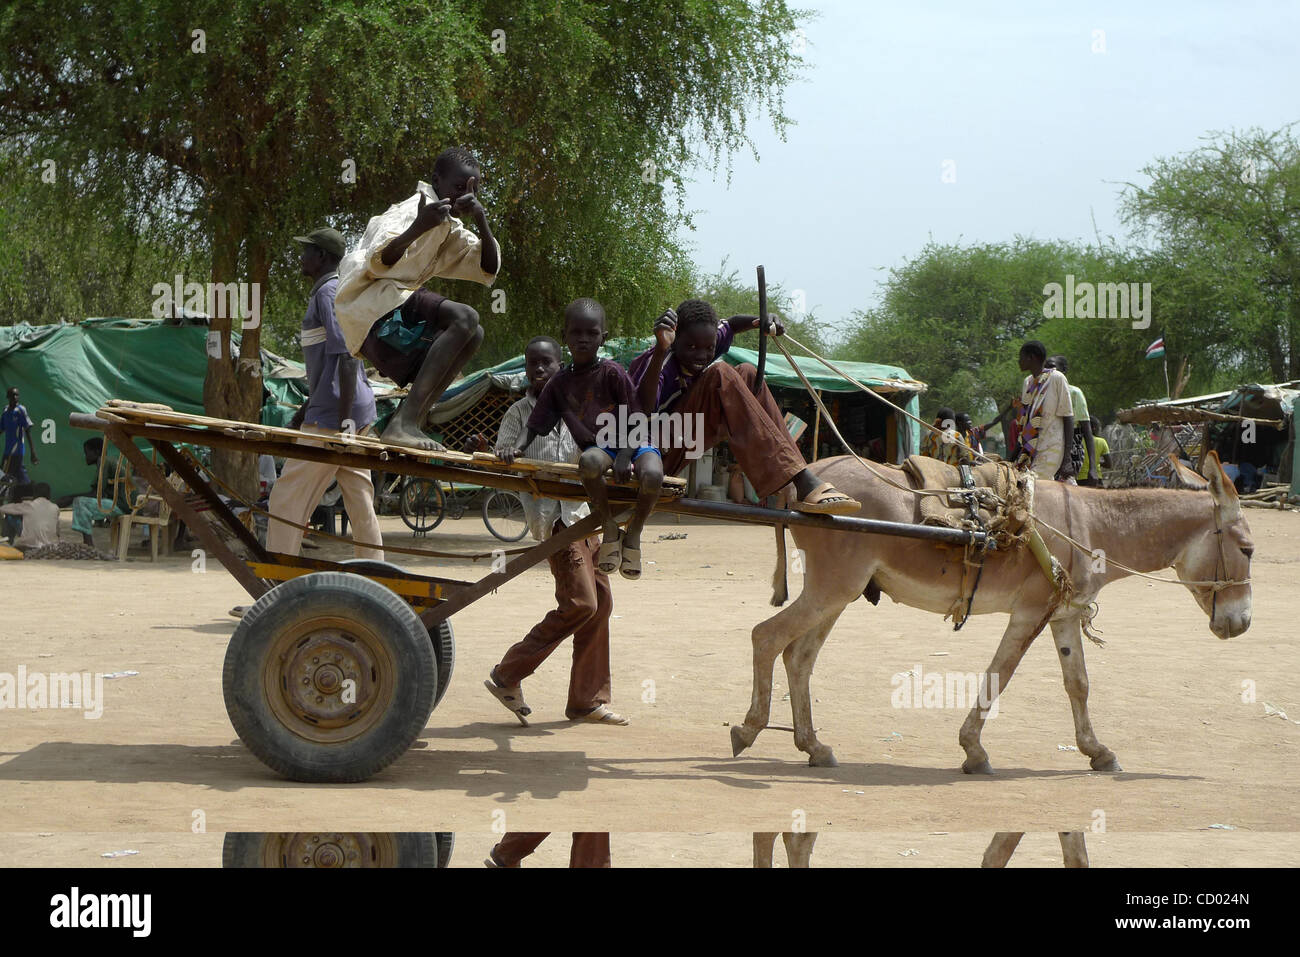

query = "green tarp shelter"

[{"left": 0, "top": 318, "right": 396, "bottom": 499}]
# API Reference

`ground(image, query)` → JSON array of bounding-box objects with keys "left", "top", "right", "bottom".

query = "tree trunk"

[{"left": 203, "top": 203, "right": 263, "bottom": 504}]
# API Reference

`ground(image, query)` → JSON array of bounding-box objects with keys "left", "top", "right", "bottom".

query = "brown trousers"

[
  {"left": 493, "top": 527, "right": 613, "bottom": 718},
  {"left": 662, "top": 362, "right": 806, "bottom": 498},
  {"left": 491, "top": 832, "right": 611, "bottom": 868}
]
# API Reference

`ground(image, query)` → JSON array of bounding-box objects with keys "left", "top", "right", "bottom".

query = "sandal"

[
  {"left": 596, "top": 532, "right": 622, "bottom": 575},
  {"left": 619, "top": 543, "right": 642, "bottom": 580},
  {"left": 572, "top": 704, "right": 630, "bottom": 726},
  {"left": 792, "top": 482, "right": 861, "bottom": 515},
  {"left": 484, "top": 673, "right": 532, "bottom": 726}
]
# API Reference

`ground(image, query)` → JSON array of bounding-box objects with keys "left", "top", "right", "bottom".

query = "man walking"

[{"left": 265, "top": 227, "right": 384, "bottom": 559}]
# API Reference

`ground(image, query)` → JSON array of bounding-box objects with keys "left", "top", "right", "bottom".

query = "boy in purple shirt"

[{"left": 498, "top": 299, "right": 663, "bottom": 580}]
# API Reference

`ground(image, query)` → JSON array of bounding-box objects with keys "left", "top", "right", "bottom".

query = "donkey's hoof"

[
  {"left": 730, "top": 725, "right": 754, "bottom": 757},
  {"left": 1090, "top": 752, "right": 1123, "bottom": 772},
  {"left": 808, "top": 748, "right": 838, "bottom": 768},
  {"left": 962, "top": 758, "right": 995, "bottom": 775}
]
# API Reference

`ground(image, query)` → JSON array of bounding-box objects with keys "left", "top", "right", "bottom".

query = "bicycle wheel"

[
  {"left": 482, "top": 488, "right": 529, "bottom": 542},
  {"left": 400, "top": 479, "right": 444, "bottom": 533}
]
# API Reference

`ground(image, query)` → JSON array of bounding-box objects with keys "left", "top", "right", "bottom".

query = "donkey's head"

[{"left": 1172, "top": 451, "right": 1253, "bottom": 639}]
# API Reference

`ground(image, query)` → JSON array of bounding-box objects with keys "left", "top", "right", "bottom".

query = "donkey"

[{"left": 731, "top": 451, "right": 1253, "bottom": 771}]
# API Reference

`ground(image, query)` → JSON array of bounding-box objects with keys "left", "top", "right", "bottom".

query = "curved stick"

[{"left": 753, "top": 264, "right": 767, "bottom": 396}]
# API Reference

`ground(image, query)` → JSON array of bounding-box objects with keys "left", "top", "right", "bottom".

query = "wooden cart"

[{"left": 73, "top": 401, "right": 985, "bottom": 784}]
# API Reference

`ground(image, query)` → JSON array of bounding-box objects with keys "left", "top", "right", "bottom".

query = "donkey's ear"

[
  {"left": 1201, "top": 450, "right": 1242, "bottom": 516},
  {"left": 1169, "top": 453, "right": 1209, "bottom": 490}
]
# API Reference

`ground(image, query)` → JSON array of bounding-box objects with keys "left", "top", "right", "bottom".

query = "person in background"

[
  {"left": 265, "top": 227, "right": 384, "bottom": 560},
  {"left": 1045, "top": 354, "right": 1098, "bottom": 486},
  {"left": 1078, "top": 416, "right": 1110, "bottom": 486},
  {"left": 2, "top": 387, "right": 37, "bottom": 484},
  {"left": 1, "top": 482, "right": 59, "bottom": 550},
  {"left": 955, "top": 412, "right": 983, "bottom": 460},
  {"left": 921, "top": 406, "right": 971, "bottom": 465},
  {"left": 1012, "top": 341, "right": 1075, "bottom": 481}
]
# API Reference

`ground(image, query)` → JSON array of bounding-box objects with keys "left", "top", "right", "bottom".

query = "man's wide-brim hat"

[{"left": 293, "top": 227, "right": 346, "bottom": 258}]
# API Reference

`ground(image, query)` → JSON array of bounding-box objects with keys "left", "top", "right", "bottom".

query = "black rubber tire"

[
  {"left": 222, "top": 832, "right": 438, "bottom": 867},
  {"left": 429, "top": 617, "right": 455, "bottom": 710},
  {"left": 222, "top": 572, "right": 436, "bottom": 783},
  {"left": 338, "top": 560, "right": 455, "bottom": 711},
  {"left": 434, "top": 831, "right": 456, "bottom": 868},
  {"left": 482, "top": 488, "right": 529, "bottom": 542},
  {"left": 401, "top": 478, "right": 444, "bottom": 532}
]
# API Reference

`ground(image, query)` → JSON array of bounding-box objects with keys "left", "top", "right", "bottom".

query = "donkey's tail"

[{"left": 771, "top": 523, "right": 789, "bottom": 606}]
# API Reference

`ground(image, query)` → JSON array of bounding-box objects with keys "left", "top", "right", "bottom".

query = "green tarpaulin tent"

[{"left": 0, "top": 318, "right": 397, "bottom": 499}]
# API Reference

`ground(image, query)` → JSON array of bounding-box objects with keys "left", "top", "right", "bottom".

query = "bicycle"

[{"left": 396, "top": 477, "right": 528, "bottom": 542}]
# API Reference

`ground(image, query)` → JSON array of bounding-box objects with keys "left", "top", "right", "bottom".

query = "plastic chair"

[{"left": 115, "top": 473, "right": 184, "bottom": 561}]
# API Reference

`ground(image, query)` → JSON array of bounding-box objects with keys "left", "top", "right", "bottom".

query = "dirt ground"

[{"left": 2, "top": 507, "right": 1298, "bottom": 861}]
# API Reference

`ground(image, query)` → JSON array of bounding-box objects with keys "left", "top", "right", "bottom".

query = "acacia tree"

[
  {"left": 1120, "top": 126, "right": 1300, "bottom": 384},
  {"left": 0, "top": 0, "right": 806, "bottom": 493}
]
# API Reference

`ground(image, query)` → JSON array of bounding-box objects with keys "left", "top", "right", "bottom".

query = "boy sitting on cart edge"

[
  {"left": 333, "top": 146, "right": 500, "bottom": 451},
  {"left": 628, "top": 299, "right": 861, "bottom": 514},
  {"left": 496, "top": 298, "right": 664, "bottom": 581},
  {"left": 484, "top": 335, "right": 629, "bottom": 727}
]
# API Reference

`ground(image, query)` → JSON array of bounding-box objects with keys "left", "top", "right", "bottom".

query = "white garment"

[
  {"left": 333, "top": 181, "right": 499, "bottom": 355},
  {"left": 1021, "top": 369, "right": 1073, "bottom": 478},
  {"left": 496, "top": 392, "right": 590, "bottom": 542}
]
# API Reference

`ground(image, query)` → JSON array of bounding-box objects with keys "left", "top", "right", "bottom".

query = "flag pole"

[{"left": 1163, "top": 355, "right": 1170, "bottom": 398}]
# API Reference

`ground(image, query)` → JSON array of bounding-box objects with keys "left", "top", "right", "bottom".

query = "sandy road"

[{"left": 1, "top": 510, "right": 1297, "bottom": 839}]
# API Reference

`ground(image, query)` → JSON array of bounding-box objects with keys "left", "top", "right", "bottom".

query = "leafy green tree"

[{"left": 0, "top": 0, "right": 806, "bottom": 493}]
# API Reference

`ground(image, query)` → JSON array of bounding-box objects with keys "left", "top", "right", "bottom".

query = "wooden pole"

[{"left": 811, "top": 390, "right": 822, "bottom": 462}]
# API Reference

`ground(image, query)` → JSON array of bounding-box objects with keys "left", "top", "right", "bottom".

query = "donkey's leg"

[
  {"left": 981, "top": 832, "right": 1024, "bottom": 867},
  {"left": 733, "top": 593, "right": 822, "bottom": 757},
  {"left": 753, "top": 833, "right": 777, "bottom": 868},
  {"left": 783, "top": 611, "right": 847, "bottom": 767},
  {"left": 1050, "top": 616, "right": 1121, "bottom": 771},
  {"left": 959, "top": 609, "right": 1046, "bottom": 774},
  {"left": 1058, "top": 832, "right": 1089, "bottom": 867},
  {"left": 782, "top": 831, "right": 817, "bottom": 868}
]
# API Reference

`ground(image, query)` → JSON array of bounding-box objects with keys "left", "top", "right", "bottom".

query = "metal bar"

[
  {"left": 659, "top": 497, "right": 987, "bottom": 546},
  {"left": 70, "top": 413, "right": 663, "bottom": 507},
  {"left": 255, "top": 551, "right": 471, "bottom": 590},
  {"left": 153, "top": 440, "right": 268, "bottom": 561},
  {"left": 102, "top": 424, "right": 270, "bottom": 598},
  {"left": 419, "top": 512, "right": 606, "bottom": 627}
]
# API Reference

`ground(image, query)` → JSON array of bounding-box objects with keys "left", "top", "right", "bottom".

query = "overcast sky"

[{"left": 676, "top": 0, "right": 1299, "bottom": 334}]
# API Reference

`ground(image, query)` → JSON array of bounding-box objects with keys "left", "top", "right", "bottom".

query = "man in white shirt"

[
  {"left": 1013, "top": 340, "right": 1075, "bottom": 480},
  {"left": 483, "top": 337, "right": 628, "bottom": 727},
  {"left": 334, "top": 147, "right": 500, "bottom": 451}
]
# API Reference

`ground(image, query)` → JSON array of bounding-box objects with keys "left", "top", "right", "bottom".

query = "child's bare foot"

[{"left": 380, "top": 416, "right": 444, "bottom": 451}]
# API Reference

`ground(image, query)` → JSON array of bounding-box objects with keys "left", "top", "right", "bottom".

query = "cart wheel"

[
  {"left": 337, "top": 560, "right": 456, "bottom": 711},
  {"left": 222, "top": 832, "right": 438, "bottom": 868},
  {"left": 223, "top": 572, "right": 436, "bottom": 783},
  {"left": 435, "top": 831, "right": 455, "bottom": 868},
  {"left": 482, "top": 488, "right": 529, "bottom": 542},
  {"left": 401, "top": 478, "right": 444, "bottom": 533},
  {"left": 429, "top": 617, "right": 455, "bottom": 710}
]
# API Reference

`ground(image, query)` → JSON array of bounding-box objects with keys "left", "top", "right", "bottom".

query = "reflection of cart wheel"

[
  {"left": 401, "top": 479, "right": 444, "bottom": 533},
  {"left": 222, "top": 573, "right": 436, "bottom": 783},
  {"left": 337, "top": 560, "right": 455, "bottom": 711},
  {"left": 482, "top": 488, "right": 529, "bottom": 542},
  {"left": 435, "top": 831, "right": 455, "bottom": 868},
  {"left": 222, "top": 832, "right": 438, "bottom": 867}
]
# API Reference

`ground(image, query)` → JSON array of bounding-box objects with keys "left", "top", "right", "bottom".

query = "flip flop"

[
  {"left": 619, "top": 543, "right": 642, "bottom": 580},
  {"left": 596, "top": 532, "right": 622, "bottom": 575},
  {"left": 792, "top": 482, "right": 861, "bottom": 516},
  {"left": 484, "top": 675, "right": 531, "bottom": 726},
  {"left": 572, "top": 704, "right": 630, "bottom": 726}
]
